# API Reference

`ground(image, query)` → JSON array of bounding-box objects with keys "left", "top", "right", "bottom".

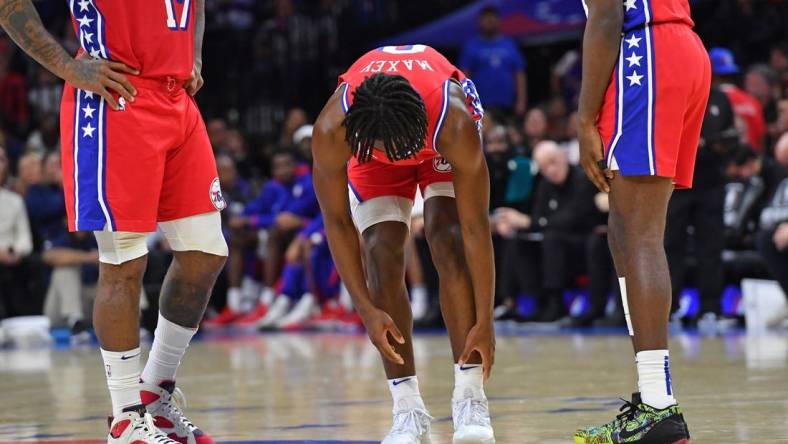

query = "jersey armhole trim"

[
  {"left": 340, "top": 83, "right": 350, "bottom": 114},
  {"left": 431, "top": 79, "right": 451, "bottom": 154}
]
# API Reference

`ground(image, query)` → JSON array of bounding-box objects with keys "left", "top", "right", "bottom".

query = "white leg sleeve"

[
  {"left": 94, "top": 230, "right": 150, "bottom": 265},
  {"left": 158, "top": 211, "right": 228, "bottom": 257}
]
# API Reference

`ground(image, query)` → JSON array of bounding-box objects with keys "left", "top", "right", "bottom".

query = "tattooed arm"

[
  {"left": 184, "top": 0, "right": 205, "bottom": 96},
  {"left": 0, "top": 0, "right": 138, "bottom": 109}
]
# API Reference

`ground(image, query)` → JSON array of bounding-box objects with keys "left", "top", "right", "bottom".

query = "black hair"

[
  {"left": 480, "top": 5, "right": 499, "bottom": 17},
  {"left": 343, "top": 73, "right": 428, "bottom": 163}
]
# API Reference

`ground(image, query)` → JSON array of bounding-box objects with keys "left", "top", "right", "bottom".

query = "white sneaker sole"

[{"left": 452, "top": 435, "right": 495, "bottom": 444}]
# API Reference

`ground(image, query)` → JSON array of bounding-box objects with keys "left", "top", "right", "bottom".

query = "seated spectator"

[
  {"left": 0, "top": 146, "right": 33, "bottom": 320},
  {"left": 756, "top": 176, "right": 788, "bottom": 311},
  {"left": 25, "top": 113, "right": 59, "bottom": 156},
  {"left": 224, "top": 148, "right": 319, "bottom": 326},
  {"left": 523, "top": 108, "right": 548, "bottom": 151},
  {"left": 13, "top": 151, "right": 42, "bottom": 197},
  {"left": 529, "top": 141, "right": 602, "bottom": 321},
  {"left": 744, "top": 64, "right": 781, "bottom": 144},
  {"left": 494, "top": 141, "right": 601, "bottom": 322},
  {"left": 42, "top": 229, "right": 98, "bottom": 340},
  {"left": 25, "top": 151, "right": 66, "bottom": 251},
  {"left": 710, "top": 47, "right": 768, "bottom": 151}
]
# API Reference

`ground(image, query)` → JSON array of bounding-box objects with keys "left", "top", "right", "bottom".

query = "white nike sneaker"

[
  {"left": 382, "top": 403, "right": 433, "bottom": 444},
  {"left": 277, "top": 293, "right": 319, "bottom": 328},
  {"left": 107, "top": 409, "right": 180, "bottom": 444},
  {"left": 452, "top": 388, "right": 495, "bottom": 444},
  {"left": 256, "top": 296, "right": 292, "bottom": 329},
  {"left": 140, "top": 381, "right": 213, "bottom": 444}
]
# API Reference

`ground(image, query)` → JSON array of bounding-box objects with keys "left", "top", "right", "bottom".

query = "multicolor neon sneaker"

[{"left": 574, "top": 393, "right": 690, "bottom": 444}]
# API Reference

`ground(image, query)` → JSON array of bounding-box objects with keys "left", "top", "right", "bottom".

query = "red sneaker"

[
  {"left": 232, "top": 303, "right": 268, "bottom": 328},
  {"left": 202, "top": 307, "right": 240, "bottom": 329}
]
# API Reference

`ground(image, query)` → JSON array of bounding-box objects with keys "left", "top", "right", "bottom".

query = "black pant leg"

[{"left": 756, "top": 228, "right": 788, "bottom": 298}]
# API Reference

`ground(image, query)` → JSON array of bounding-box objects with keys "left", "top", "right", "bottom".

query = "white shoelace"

[
  {"left": 389, "top": 408, "right": 433, "bottom": 437},
  {"left": 453, "top": 397, "right": 491, "bottom": 428},
  {"left": 155, "top": 388, "right": 198, "bottom": 435},
  {"left": 130, "top": 413, "right": 180, "bottom": 444}
]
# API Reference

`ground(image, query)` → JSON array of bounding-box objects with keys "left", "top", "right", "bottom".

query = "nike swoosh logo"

[
  {"left": 459, "top": 364, "right": 480, "bottom": 371},
  {"left": 120, "top": 353, "right": 141, "bottom": 361},
  {"left": 392, "top": 378, "right": 412, "bottom": 386},
  {"left": 617, "top": 422, "right": 654, "bottom": 440}
]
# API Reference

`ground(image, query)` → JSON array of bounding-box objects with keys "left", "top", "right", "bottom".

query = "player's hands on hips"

[
  {"left": 65, "top": 52, "right": 138, "bottom": 111},
  {"left": 362, "top": 307, "right": 406, "bottom": 365},
  {"left": 184, "top": 62, "right": 204, "bottom": 96},
  {"left": 579, "top": 122, "right": 614, "bottom": 193},
  {"left": 459, "top": 321, "right": 496, "bottom": 381}
]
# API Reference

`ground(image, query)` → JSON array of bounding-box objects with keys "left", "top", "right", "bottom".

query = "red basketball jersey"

[
  {"left": 338, "top": 45, "right": 482, "bottom": 166},
  {"left": 581, "top": 0, "right": 694, "bottom": 32},
  {"left": 68, "top": 0, "right": 195, "bottom": 80}
]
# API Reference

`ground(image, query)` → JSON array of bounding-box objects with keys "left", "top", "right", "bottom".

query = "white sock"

[
  {"left": 453, "top": 363, "right": 485, "bottom": 400},
  {"left": 227, "top": 287, "right": 243, "bottom": 313},
  {"left": 140, "top": 313, "right": 197, "bottom": 386},
  {"left": 636, "top": 349, "right": 677, "bottom": 409},
  {"left": 101, "top": 347, "right": 142, "bottom": 416},
  {"left": 388, "top": 376, "right": 427, "bottom": 412}
]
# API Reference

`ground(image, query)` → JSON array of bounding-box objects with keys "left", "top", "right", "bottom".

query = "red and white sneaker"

[
  {"left": 107, "top": 408, "right": 180, "bottom": 444},
  {"left": 140, "top": 381, "right": 213, "bottom": 444},
  {"left": 306, "top": 300, "right": 347, "bottom": 331},
  {"left": 232, "top": 303, "right": 269, "bottom": 329},
  {"left": 202, "top": 307, "right": 241, "bottom": 329}
]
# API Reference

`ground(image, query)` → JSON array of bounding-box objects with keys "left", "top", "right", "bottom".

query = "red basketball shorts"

[
  {"left": 60, "top": 77, "right": 223, "bottom": 233},
  {"left": 347, "top": 156, "right": 455, "bottom": 233},
  {"left": 597, "top": 23, "right": 711, "bottom": 189}
]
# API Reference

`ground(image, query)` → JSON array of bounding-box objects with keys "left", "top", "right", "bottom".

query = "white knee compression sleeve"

[
  {"left": 158, "top": 212, "right": 228, "bottom": 257},
  {"left": 94, "top": 230, "right": 149, "bottom": 265}
]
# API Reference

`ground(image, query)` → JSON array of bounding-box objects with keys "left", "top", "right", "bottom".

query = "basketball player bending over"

[
  {"left": 574, "top": 0, "right": 710, "bottom": 443},
  {"left": 313, "top": 45, "right": 496, "bottom": 444},
  {"left": 1, "top": 1, "right": 226, "bottom": 444}
]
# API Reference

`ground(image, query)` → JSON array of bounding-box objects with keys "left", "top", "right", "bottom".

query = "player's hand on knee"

[
  {"left": 363, "top": 308, "right": 405, "bottom": 365},
  {"left": 66, "top": 52, "right": 139, "bottom": 111},
  {"left": 459, "top": 322, "right": 496, "bottom": 381},
  {"left": 579, "top": 123, "right": 613, "bottom": 193}
]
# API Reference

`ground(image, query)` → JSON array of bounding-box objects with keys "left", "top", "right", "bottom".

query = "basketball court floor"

[{"left": 1, "top": 330, "right": 787, "bottom": 443}]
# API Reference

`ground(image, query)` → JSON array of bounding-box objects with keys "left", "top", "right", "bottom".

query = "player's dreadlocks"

[{"left": 343, "top": 73, "right": 428, "bottom": 163}]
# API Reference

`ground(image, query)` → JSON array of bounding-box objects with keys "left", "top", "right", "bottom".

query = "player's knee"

[
  {"left": 158, "top": 212, "right": 229, "bottom": 258},
  {"left": 94, "top": 230, "right": 149, "bottom": 265},
  {"left": 426, "top": 223, "right": 464, "bottom": 273},
  {"left": 365, "top": 225, "right": 406, "bottom": 264}
]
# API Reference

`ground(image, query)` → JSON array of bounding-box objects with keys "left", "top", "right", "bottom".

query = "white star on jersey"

[
  {"left": 626, "top": 52, "right": 643, "bottom": 67},
  {"left": 625, "top": 35, "right": 642, "bottom": 49},
  {"left": 89, "top": 48, "right": 100, "bottom": 58},
  {"left": 627, "top": 70, "right": 644, "bottom": 86},
  {"left": 76, "top": 15, "right": 93, "bottom": 28},
  {"left": 83, "top": 32, "right": 93, "bottom": 44},
  {"left": 82, "top": 104, "right": 95, "bottom": 119},
  {"left": 624, "top": 0, "right": 637, "bottom": 11},
  {"left": 78, "top": 0, "right": 90, "bottom": 12},
  {"left": 82, "top": 122, "right": 96, "bottom": 138},
  {"left": 84, "top": 91, "right": 94, "bottom": 99}
]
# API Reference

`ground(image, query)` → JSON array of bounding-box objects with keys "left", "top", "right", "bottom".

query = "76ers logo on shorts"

[
  {"left": 210, "top": 178, "right": 227, "bottom": 211},
  {"left": 433, "top": 157, "right": 452, "bottom": 173}
]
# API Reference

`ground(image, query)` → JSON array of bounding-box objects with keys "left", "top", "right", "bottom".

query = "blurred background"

[{"left": 2, "top": 0, "right": 788, "bottom": 346}]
